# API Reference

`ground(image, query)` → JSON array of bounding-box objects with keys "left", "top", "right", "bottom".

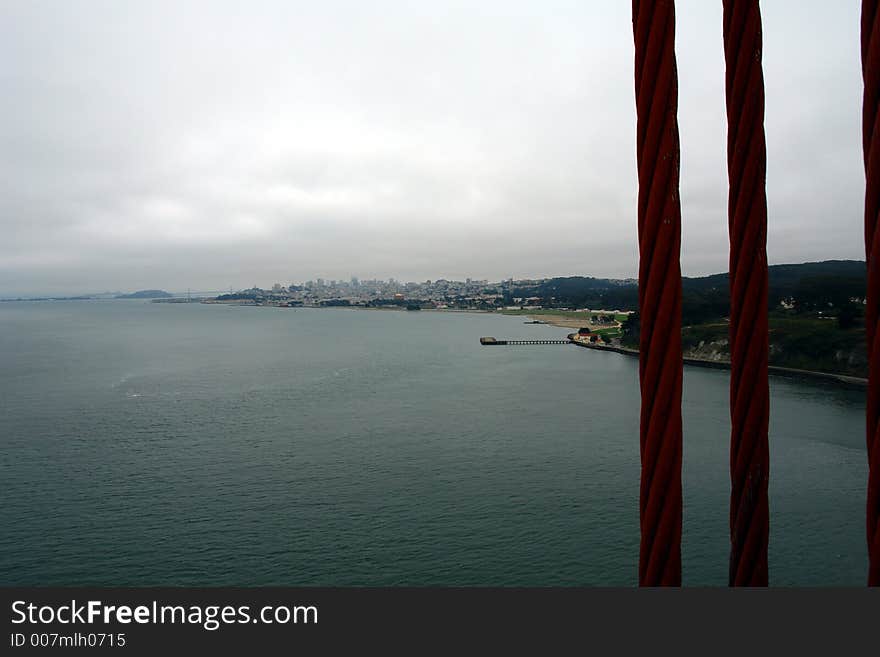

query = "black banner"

[{"left": 2, "top": 587, "right": 878, "bottom": 653}]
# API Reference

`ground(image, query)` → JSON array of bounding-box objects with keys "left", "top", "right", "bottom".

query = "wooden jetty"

[{"left": 479, "top": 336, "right": 571, "bottom": 346}]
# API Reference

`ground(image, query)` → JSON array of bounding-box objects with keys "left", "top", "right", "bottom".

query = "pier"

[{"left": 480, "top": 337, "right": 571, "bottom": 346}]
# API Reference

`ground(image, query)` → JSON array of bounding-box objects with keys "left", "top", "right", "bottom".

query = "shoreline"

[
  {"left": 567, "top": 337, "right": 867, "bottom": 388},
  {"left": 174, "top": 301, "right": 868, "bottom": 387}
]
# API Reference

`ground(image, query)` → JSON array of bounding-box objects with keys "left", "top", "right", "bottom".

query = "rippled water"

[{"left": 0, "top": 300, "right": 868, "bottom": 585}]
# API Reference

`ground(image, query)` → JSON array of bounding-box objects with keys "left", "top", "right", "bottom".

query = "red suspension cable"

[
  {"left": 632, "top": 0, "right": 683, "bottom": 586},
  {"left": 723, "top": 0, "right": 770, "bottom": 587},
  {"left": 862, "top": 0, "right": 880, "bottom": 587}
]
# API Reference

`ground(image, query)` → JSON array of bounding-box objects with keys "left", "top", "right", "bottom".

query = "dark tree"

[
  {"left": 621, "top": 312, "right": 640, "bottom": 348},
  {"left": 838, "top": 302, "right": 859, "bottom": 330}
]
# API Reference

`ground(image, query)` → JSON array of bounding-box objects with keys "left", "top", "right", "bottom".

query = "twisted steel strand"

[
  {"left": 633, "top": 0, "right": 683, "bottom": 586},
  {"left": 723, "top": 0, "right": 770, "bottom": 587}
]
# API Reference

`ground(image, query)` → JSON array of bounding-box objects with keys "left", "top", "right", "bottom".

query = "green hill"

[{"left": 517, "top": 261, "right": 867, "bottom": 377}]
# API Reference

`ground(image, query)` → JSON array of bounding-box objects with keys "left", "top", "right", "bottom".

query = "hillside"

[
  {"left": 115, "top": 289, "right": 172, "bottom": 299},
  {"left": 517, "top": 260, "right": 864, "bottom": 312},
  {"left": 513, "top": 260, "right": 867, "bottom": 378}
]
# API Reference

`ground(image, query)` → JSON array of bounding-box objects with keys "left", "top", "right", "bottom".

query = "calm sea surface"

[{"left": 0, "top": 300, "right": 868, "bottom": 585}]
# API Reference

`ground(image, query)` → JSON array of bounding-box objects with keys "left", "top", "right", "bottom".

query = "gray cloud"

[{"left": 0, "top": 0, "right": 865, "bottom": 294}]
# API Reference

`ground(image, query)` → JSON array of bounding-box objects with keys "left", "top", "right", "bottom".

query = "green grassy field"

[
  {"left": 498, "top": 308, "right": 588, "bottom": 317},
  {"left": 498, "top": 308, "right": 629, "bottom": 322}
]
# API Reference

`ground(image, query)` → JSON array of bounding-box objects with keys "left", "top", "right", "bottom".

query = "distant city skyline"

[
  {"left": 13, "top": 259, "right": 873, "bottom": 299},
  {"left": 0, "top": 1, "right": 865, "bottom": 295}
]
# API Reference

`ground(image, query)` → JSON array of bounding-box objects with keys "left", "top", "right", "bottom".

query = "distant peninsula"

[{"left": 115, "top": 289, "right": 172, "bottom": 299}]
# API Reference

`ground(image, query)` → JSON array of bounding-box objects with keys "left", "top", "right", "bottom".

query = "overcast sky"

[{"left": 0, "top": 1, "right": 865, "bottom": 294}]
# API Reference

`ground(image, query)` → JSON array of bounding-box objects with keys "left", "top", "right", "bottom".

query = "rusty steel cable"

[
  {"left": 723, "top": 0, "right": 770, "bottom": 587},
  {"left": 633, "top": 0, "right": 684, "bottom": 586}
]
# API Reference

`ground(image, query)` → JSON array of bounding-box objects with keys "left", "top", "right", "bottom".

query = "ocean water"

[{"left": 0, "top": 300, "right": 868, "bottom": 585}]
